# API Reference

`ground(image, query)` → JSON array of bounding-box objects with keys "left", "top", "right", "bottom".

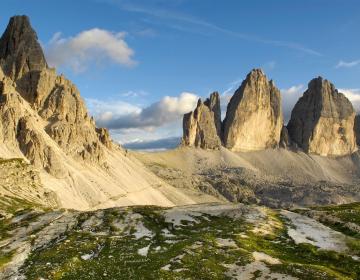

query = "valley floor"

[{"left": 1, "top": 202, "right": 360, "bottom": 279}]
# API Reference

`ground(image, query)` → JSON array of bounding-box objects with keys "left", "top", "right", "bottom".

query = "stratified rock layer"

[
  {"left": 0, "top": 16, "right": 108, "bottom": 165},
  {"left": 182, "top": 93, "right": 221, "bottom": 149},
  {"left": 222, "top": 69, "right": 283, "bottom": 151},
  {"left": 287, "top": 77, "right": 357, "bottom": 156}
]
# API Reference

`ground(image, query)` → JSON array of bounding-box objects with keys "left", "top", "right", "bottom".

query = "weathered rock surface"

[
  {"left": 222, "top": 69, "right": 283, "bottom": 151},
  {"left": 287, "top": 77, "right": 357, "bottom": 156},
  {"left": 354, "top": 115, "right": 360, "bottom": 146},
  {"left": 0, "top": 15, "right": 47, "bottom": 81},
  {"left": 0, "top": 16, "right": 108, "bottom": 165},
  {"left": 182, "top": 93, "right": 222, "bottom": 149},
  {"left": 0, "top": 15, "right": 198, "bottom": 211},
  {"left": 204, "top": 92, "right": 222, "bottom": 138},
  {"left": 279, "top": 126, "right": 291, "bottom": 148}
]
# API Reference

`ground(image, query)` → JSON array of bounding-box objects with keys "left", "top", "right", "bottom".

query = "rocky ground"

[
  {"left": 135, "top": 147, "right": 360, "bottom": 208},
  {"left": 1, "top": 202, "right": 360, "bottom": 279}
]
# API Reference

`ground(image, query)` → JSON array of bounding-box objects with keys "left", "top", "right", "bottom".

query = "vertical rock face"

[
  {"left": 279, "top": 126, "right": 291, "bottom": 148},
  {"left": 182, "top": 95, "right": 222, "bottom": 149},
  {"left": 204, "top": 92, "right": 221, "bottom": 138},
  {"left": 354, "top": 115, "right": 360, "bottom": 146},
  {"left": 0, "top": 15, "right": 112, "bottom": 172},
  {"left": 0, "top": 15, "right": 47, "bottom": 81},
  {"left": 287, "top": 77, "right": 357, "bottom": 156},
  {"left": 222, "top": 69, "right": 283, "bottom": 151}
]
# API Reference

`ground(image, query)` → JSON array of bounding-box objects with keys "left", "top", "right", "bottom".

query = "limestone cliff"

[
  {"left": 182, "top": 92, "right": 222, "bottom": 149},
  {"left": 0, "top": 16, "right": 109, "bottom": 165},
  {"left": 0, "top": 15, "right": 47, "bottom": 81},
  {"left": 222, "top": 69, "right": 283, "bottom": 151},
  {"left": 0, "top": 15, "right": 196, "bottom": 210},
  {"left": 354, "top": 115, "right": 360, "bottom": 147},
  {"left": 287, "top": 77, "right": 357, "bottom": 156}
]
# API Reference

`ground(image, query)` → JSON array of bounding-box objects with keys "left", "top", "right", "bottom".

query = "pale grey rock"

[
  {"left": 204, "top": 92, "right": 221, "bottom": 138},
  {"left": 287, "top": 77, "right": 357, "bottom": 156},
  {"left": 182, "top": 97, "right": 222, "bottom": 149},
  {"left": 222, "top": 69, "right": 283, "bottom": 151}
]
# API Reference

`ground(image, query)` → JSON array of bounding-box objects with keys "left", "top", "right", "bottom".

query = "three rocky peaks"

[{"left": 182, "top": 69, "right": 358, "bottom": 157}]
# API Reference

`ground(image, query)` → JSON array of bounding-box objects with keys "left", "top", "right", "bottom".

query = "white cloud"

[
  {"left": 336, "top": 59, "right": 360, "bottom": 69},
  {"left": 339, "top": 88, "right": 360, "bottom": 112},
  {"left": 121, "top": 90, "right": 148, "bottom": 98},
  {"left": 281, "top": 84, "right": 305, "bottom": 122},
  {"left": 46, "top": 28, "right": 136, "bottom": 72},
  {"left": 90, "top": 92, "right": 198, "bottom": 130}
]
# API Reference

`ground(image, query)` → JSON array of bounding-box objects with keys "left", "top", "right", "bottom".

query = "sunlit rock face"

[
  {"left": 0, "top": 15, "right": 113, "bottom": 173},
  {"left": 287, "top": 77, "right": 357, "bottom": 156},
  {"left": 222, "top": 69, "right": 283, "bottom": 151},
  {"left": 182, "top": 92, "right": 222, "bottom": 149}
]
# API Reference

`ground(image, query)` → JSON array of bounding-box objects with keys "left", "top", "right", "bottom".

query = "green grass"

[{"left": 15, "top": 206, "right": 360, "bottom": 279}]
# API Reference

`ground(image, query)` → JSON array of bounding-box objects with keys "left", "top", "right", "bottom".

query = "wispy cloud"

[
  {"left": 336, "top": 59, "right": 360, "bottom": 69},
  {"left": 99, "top": 0, "right": 322, "bottom": 56},
  {"left": 46, "top": 28, "right": 136, "bottom": 72},
  {"left": 121, "top": 90, "right": 148, "bottom": 98}
]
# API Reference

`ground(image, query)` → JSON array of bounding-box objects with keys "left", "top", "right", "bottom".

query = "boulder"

[
  {"left": 287, "top": 77, "right": 357, "bottom": 156},
  {"left": 222, "top": 69, "right": 283, "bottom": 151}
]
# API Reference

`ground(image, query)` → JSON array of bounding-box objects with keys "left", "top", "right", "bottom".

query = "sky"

[{"left": 1, "top": 0, "right": 360, "bottom": 149}]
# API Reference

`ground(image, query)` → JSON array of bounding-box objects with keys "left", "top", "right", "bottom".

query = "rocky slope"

[
  {"left": 223, "top": 69, "right": 283, "bottom": 151},
  {"left": 287, "top": 77, "right": 357, "bottom": 156},
  {"left": 0, "top": 15, "right": 197, "bottom": 211},
  {"left": 1, "top": 203, "right": 360, "bottom": 279},
  {"left": 135, "top": 147, "right": 360, "bottom": 208},
  {"left": 182, "top": 92, "right": 222, "bottom": 149}
]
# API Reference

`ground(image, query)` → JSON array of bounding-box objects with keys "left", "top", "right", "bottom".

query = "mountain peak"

[{"left": 0, "top": 15, "right": 47, "bottom": 80}]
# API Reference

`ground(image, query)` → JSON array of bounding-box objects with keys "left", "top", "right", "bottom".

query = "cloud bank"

[
  {"left": 46, "top": 28, "right": 136, "bottom": 72},
  {"left": 89, "top": 92, "right": 198, "bottom": 130}
]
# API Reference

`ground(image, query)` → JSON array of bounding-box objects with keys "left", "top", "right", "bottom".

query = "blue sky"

[{"left": 1, "top": 0, "right": 360, "bottom": 148}]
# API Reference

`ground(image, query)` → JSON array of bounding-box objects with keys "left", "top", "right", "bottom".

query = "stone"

[
  {"left": 0, "top": 16, "right": 47, "bottom": 81},
  {"left": 354, "top": 115, "right": 360, "bottom": 147},
  {"left": 16, "top": 117, "right": 65, "bottom": 177},
  {"left": 287, "top": 77, "right": 357, "bottom": 156},
  {"left": 279, "top": 126, "right": 291, "bottom": 148},
  {"left": 204, "top": 92, "right": 221, "bottom": 138},
  {"left": 222, "top": 69, "right": 283, "bottom": 151},
  {"left": 0, "top": 15, "right": 114, "bottom": 166},
  {"left": 182, "top": 97, "right": 222, "bottom": 149}
]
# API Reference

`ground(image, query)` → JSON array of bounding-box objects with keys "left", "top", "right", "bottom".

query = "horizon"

[{"left": 1, "top": 0, "right": 359, "bottom": 150}]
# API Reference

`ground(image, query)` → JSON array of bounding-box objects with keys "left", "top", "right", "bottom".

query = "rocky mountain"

[
  {"left": 0, "top": 15, "right": 47, "bottom": 81},
  {"left": 0, "top": 15, "right": 197, "bottom": 211},
  {"left": 222, "top": 69, "right": 283, "bottom": 151},
  {"left": 182, "top": 92, "right": 222, "bottom": 149},
  {"left": 287, "top": 77, "right": 357, "bottom": 156}
]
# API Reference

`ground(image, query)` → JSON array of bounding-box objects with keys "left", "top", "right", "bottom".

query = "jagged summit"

[
  {"left": 0, "top": 15, "right": 47, "bottom": 80},
  {"left": 0, "top": 15, "right": 196, "bottom": 210},
  {"left": 182, "top": 93, "right": 222, "bottom": 149},
  {"left": 222, "top": 68, "right": 283, "bottom": 151},
  {"left": 287, "top": 77, "right": 356, "bottom": 156}
]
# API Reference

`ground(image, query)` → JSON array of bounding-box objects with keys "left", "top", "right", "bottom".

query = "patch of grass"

[{"left": 11, "top": 205, "right": 360, "bottom": 279}]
